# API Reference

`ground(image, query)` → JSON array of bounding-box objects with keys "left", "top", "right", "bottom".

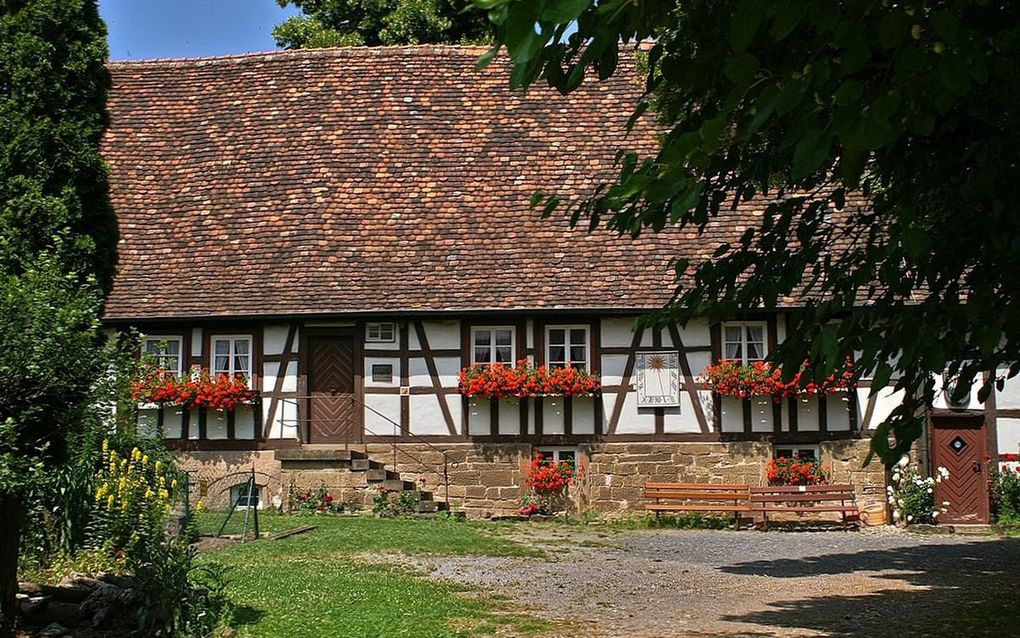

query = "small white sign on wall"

[{"left": 635, "top": 351, "right": 681, "bottom": 408}]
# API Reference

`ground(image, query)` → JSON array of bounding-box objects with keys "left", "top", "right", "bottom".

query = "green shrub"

[{"left": 992, "top": 466, "right": 1020, "bottom": 525}]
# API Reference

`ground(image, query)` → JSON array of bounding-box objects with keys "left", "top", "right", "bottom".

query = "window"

[
  {"left": 143, "top": 336, "right": 183, "bottom": 375},
  {"left": 722, "top": 322, "right": 767, "bottom": 363},
  {"left": 211, "top": 336, "right": 253, "bottom": 385},
  {"left": 366, "top": 322, "right": 396, "bottom": 343},
  {"left": 546, "top": 326, "right": 589, "bottom": 370},
  {"left": 535, "top": 447, "right": 576, "bottom": 468},
  {"left": 774, "top": 446, "right": 819, "bottom": 460},
  {"left": 471, "top": 327, "right": 514, "bottom": 365},
  {"left": 371, "top": 364, "right": 393, "bottom": 383},
  {"left": 229, "top": 482, "right": 260, "bottom": 508}
]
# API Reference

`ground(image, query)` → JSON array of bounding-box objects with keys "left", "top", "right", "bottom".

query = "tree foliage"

[
  {"left": 478, "top": 0, "right": 1020, "bottom": 464},
  {"left": 0, "top": 1, "right": 116, "bottom": 633},
  {"left": 273, "top": 0, "right": 492, "bottom": 48}
]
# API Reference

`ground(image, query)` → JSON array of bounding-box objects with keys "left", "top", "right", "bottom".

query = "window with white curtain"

[
  {"left": 142, "top": 336, "right": 183, "bottom": 375},
  {"left": 471, "top": 327, "right": 514, "bottom": 365},
  {"left": 211, "top": 335, "right": 253, "bottom": 385},
  {"left": 722, "top": 322, "right": 767, "bottom": 364},
  {"left": 546, "top": 326, "right": 589, "bottom": 370}
]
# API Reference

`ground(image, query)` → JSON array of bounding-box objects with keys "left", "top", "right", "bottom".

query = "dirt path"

[{"left": 396, "top": 526, "right": 1020, "bottom": 637}]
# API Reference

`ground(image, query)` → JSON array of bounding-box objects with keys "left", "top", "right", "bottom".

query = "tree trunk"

[{"left": 0, "top": 493, "right": 22, "bottom": 638}]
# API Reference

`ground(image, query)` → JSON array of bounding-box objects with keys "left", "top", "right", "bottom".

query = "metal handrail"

[{"left": 276, "top": 394, "right": 454, "bottom": 505}]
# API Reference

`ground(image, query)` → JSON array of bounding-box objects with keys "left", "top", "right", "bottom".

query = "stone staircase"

[{"left": 276, "top": 448, "right": 448, "bottom": 514}]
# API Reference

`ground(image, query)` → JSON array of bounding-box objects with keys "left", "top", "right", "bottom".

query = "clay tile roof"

[{"left": 100, "top": 46, "right": 842, "bottom": 321}]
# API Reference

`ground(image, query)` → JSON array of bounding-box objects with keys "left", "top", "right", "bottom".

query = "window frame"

[
  {"left": 210, "top": 334, "right": 254, "bottom": 388},
  {"left": 366, "top": 322, "right": 396, "bottom": 343},
  {"left": 721, "top": 321, "right": 768, "bottom": 364},
  {"left": 229, "top": 482, "right": 261, "bottom": 509},
  {"left": 545, "top": 325, "right": 590, "bottom": 370},
  {"left": 470, "top": 326, "right": 516, "bottom": 366},
  {"left": 773, "top": 445, "right": 820, "bottom": 460},
  {"left": 142, "top": 335, "right": 184, "bottom": 376},
  {"left": 534, "top": 446, "right": 577, "bottom": 468}
]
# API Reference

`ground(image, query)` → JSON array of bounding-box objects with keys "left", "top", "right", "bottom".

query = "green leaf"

[
  {"left": 792, "top": 128, "right": 833, "bottom": 179},
  {"left": 540, "top": 0, "right": 591, "bottom": 23},
  {"left": 930, "top": 9, "right": 959, "bottom": 43},
  {"left": 729, "top": 0, "right": 763, "bottom": 52},
  {"left": 475, "top": 46, "right": 500, "bottom": 71},
  {"left": 900, "top": 226, "right": 931, "bottom": 259},
  {"left": 770, "top": 1, "right": 808, "bottom": 41},
  {"left": 939, "top": 53, "right": 969, "bottom": 93},
  {"left": 723, "top": 52, "right": 758, "bottom": 88},
  {"left": 877, "top": 11, "right": 908, "bottom": 50}
]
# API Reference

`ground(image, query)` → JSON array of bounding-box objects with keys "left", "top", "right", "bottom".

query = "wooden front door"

[
  {"left": 307, "top": 335, "right": 358, "bottom": 444},
  {"left": 931, "top": 416, "right": 990, "bottom": 524}
]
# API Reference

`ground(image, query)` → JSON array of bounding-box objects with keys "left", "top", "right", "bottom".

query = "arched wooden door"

[
  {"left": 930, "top": 415, "right": 990, "bottom": 524},
  {"left": 306, "top": 334, "right": 359, "bottom": 444}
]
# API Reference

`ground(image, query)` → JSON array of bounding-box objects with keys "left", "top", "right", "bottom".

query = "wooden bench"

[
  {"left": 644, "top": 483, "right": 751, "bottom": 525},
  {"left": 749, "top": 484, "right": 860, "bottom": 529}
]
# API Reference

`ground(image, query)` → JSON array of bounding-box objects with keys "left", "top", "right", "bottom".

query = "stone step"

[
  {"left": 382, "top": 479, "right": 415, "bottom": 491},
  {"left": 365, "top": 468, "right": 400, "bottom": 482},
  {"left": 350, "top": 458, "right": 383, "bottom": 472},
  {"left": 275, "top": 448, "right": 365, "bottom": 462}
]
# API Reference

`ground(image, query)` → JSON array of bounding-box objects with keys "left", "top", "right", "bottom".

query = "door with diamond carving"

[
  {"left": 307, "top": 335, "right": 358, "bottom": 444},
  {"left": 931, "top": 416, "right": 990, "bottom": 524}
]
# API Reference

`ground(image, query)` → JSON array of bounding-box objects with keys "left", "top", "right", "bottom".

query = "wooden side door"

[
  {"left": 931, "top": 415, "right": 990, "bottom": 524},
  {"left": 307, "top": 335, "right": 358, "bottom": 444}
]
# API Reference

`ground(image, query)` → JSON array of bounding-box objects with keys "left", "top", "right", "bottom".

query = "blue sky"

[{"left": 99, "top": 0, "right": 301, "bottom": 60}]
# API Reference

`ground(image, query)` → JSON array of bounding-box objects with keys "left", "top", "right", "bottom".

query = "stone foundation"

[{"left": 176, "top": 439, "right": 888, "bottom": 523}]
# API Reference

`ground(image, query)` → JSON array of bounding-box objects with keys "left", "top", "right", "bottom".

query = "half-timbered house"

[{"left": 100, "top": 46, "right": 1020, "bottom": 522}]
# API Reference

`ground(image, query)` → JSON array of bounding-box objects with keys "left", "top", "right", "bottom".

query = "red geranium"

[
  {"left": 525, "top": 453, "right": 577, "bottom": 496},
  {"left": 766, "top": 455, "right": 828, "bottom": 486},
  {"left": 702, "top": 359, "right": 854, "bottom": 401},
  {"left": 459, "top": 360, "right": 600, "bottom": 399},
  {"left": 132, "top": 364, "right": 255, "bottom": 411}
]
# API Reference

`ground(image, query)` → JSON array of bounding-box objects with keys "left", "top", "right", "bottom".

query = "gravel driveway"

[{"left": 395, "top": 526, "right": 1020, "bottom": 637}]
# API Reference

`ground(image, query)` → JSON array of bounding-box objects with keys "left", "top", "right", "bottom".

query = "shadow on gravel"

[{"left": 718, "top": 538, "right": 1020, "bottom": 637}]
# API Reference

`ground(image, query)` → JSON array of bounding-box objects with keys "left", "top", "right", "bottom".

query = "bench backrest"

[
  {"left": 644, "top": 482, "right": 750, "bottom": 501},
  {"left": 750, "top": 484, "right": 855, "bottom": 503}
]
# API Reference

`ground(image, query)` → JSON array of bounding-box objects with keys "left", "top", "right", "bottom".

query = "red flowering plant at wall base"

[
  {"left": 459, "top": 360, "right": 601, "bottom": 399},
  {"left": 766, "top": 456, "right": 828, "bottom": 486},
  {"left": 132, "top": 365, "right": 255, "bottom": 411},
  {"left": 519, "top": 452, "right": 583, "bottom": 516}
]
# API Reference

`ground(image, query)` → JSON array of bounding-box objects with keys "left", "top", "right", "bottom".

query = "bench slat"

[
  {"left": 645, "top": 492, "right": 748, "bottom": 500},
  {"left": 645, "top": 483, "right": 749, "bottom": 490},
  {"left": 750, "top": 505, "right": 859, "bottom": 513},
  {"left": 751, "top": 484, "right": 855, "bottom": 493},
  {"left": 646, "top": 504, "right": 751, "bottom": 512},
  {"left": 750, "top": 493, "right": 854, "bottom": 503}
]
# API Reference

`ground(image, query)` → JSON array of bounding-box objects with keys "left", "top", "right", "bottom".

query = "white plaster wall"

[
  {"left": 409, "top": 320, "right": 459, "bottom": 351},
  {"left": 235, "top": 405, "right": 256, "bottom": 439},
  {"left": 365, "top": 394, "right": 401, "bottom": 436},
  {"left": 720, "top": 397, "right": 744, "bottom": 433},
  {"left": 996, "top": 417, "right": 1020, "bottom": 456},
  {"left": 697, "top": 391, "right": 716, "bottom": 431},
  {"left": 409, "top": 394, "right": 451, "bottom": 435},
  {"left": 364, "top": 357, "right": 400, "bottom": 388},
  {"left": 263, "top": 325, "right": 290, "bottom": 355},
  {"left": 191, "top": 328, "right": 202, "bottom": 358},
  {"left": 526, "top": 320, "right": 534, "bottom": 351},
  {"left": 826, "top": 393, "right": 852, "bottom": 431},
  {"left": 446, "top": 395, "right": 462, "bottom": 435},
  {"left": 542, "top": 397, "right": 566, "bottom": 435},
  {"left": 600, "top": 354, "right": 628, "bottom": 386},
  {"left": 265, "top": 398, "right": 299, "bottom": 439},
  {"left": 996, "top": 373, "right": 1020, "bottom": 410},
  {"left": 467, "top": 398, "right": 490, "bottom": 435},
  {"left": 870, "top": 387, "right": 906, "bottom": 426},
  {"left": 640, "top": 328, "right": 654, "bottom": 348},
  {"left": 796, "top": 397, "right": 820, "bottom": 431},
  {"left": 263, "top": 361, "right": 298, "bottom": 393},
  {"left": 573, "top": 397, "right": 596, "bottom": 435},
  {"left": 931, "top": 372, "right": 985, "bottom": 410},
  {"left": 612, "top": 394, "right": 657, "bottom": 434},
  {"left": 676, "top": 319, "right": 711, "bottom": 348},
  {"left": 686, "top": 351, "right": 712, "bottom": 379},
  {"left": 662, "top": 404, "right": 694, "bottom": 434},
  {"left": 498, "top": 399, "right": 520, "bottom": 435},
  {"left": 408, "top": 356, "right": 460, "bottom": 388},
  {"left": 750, "top": 397, "right": 775, "bottom": 432},
  {"left": 601, "top": 317, "right": 638, "bottom": 348},
  {"left": 207, "top": 411, "right": 229, "bottom": 439}
]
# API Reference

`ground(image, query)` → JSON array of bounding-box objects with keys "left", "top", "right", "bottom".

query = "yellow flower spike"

[
  {"left": 142, "top": 454, "right": 149, "bottom": 465},
  {"left": 107, "top": 495, "right": 115, "bottom": 509},
  {"left": 102, "top": 439, "right": 109, "bottom": 453},
  {"left": 171, "top": 479, "right": 177, "bottom": 490},
  {"left": 145, "top": 488, "right": 155, "bottom": 500},
  {"left": 154, "top": 460, "right": 162, "bottom": 473}
]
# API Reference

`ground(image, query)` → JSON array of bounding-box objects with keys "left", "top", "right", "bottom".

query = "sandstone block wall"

[{"left": 176, "top": 438, "right": 888, "bottom": 523}]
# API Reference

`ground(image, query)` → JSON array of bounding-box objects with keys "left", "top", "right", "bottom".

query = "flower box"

[
  {"left": 132, "top": 364, "right": 257, "bottom": 412},
  {"left": 458, "top": 361, "right": 600, "bottom": 400},
  {"left": 702, "top": 360, "right": 854, "bottom": 402}
]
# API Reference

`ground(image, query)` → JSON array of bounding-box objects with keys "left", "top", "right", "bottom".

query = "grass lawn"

[{"left": 194, "top": 512, "right": 548, "bottom": 637}]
